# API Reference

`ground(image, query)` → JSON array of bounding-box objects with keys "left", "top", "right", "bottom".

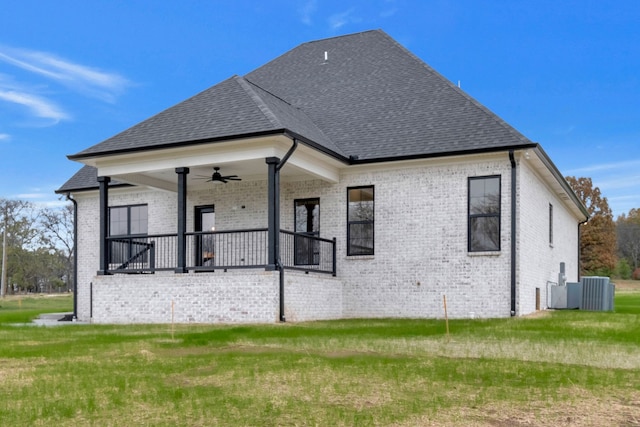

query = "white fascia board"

[
  {"left": 286, "top": 147, "right": 341, "bottom": 183},
  {"left": 526, "top": 147, "right": 588, "bottom": 221},
  {"left": 92, "top": 136, "right": 290, "bottom": 177}
]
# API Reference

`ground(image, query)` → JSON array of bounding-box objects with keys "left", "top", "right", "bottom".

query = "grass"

[
  {"left": 0, "top": 287, "right": 638, "bottom": 426},
  {"left": 0, "top": 293, "right": 73, "bottom": 323}
]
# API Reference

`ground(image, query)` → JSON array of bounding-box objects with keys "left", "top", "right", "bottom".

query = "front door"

[
  {"left": 195, "top": 205, "right": 215, "bottom": 266},
  {"left": 294, "top": 198, "right": 319, "bottom": 265}
]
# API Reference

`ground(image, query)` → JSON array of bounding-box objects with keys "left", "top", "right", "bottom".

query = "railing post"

[
  {"left": 175, "top": 167, "right": 189, "bottom": 273},
  {"left": 332, "top": 237, "right": 337, "bottom": 277},
  {"left": 150, "top": 241, "right": 156, "bottom": 273},
  {"left": 97, "top": 176, "right": 110, "bottom": 275},
  {"left": 265, "top": 157, "right": 280, "bottom": 271}
]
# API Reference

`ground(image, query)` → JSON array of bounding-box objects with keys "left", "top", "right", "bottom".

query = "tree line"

[
  {"left": 566, "top": 176, "right": 640, "bottom": 280},
  {"left": 0, "top": 199, "right": 73, "bottom": 296}
]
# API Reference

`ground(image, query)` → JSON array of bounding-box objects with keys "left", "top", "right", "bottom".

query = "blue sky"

[{"left": 0, "top": 0, "right": 638, "bottom": 217}]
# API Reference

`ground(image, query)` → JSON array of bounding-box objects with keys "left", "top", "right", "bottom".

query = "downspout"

[
  {"left": 65, "top": 192, "right": 78, "bottom": 320},
  {"left": 275, "top": 138, "right": 299, "bottom": 322},
  {"left": 577, "top": 218, "right": 588, "bottom": 281},
  {"left": 509, "top": 150, "right": 517, "bottom": 317}
]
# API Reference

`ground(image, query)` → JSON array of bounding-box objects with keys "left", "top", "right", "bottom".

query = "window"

[
  {"left": 347, "top": 186, "right": 374, "bottom": 255},
  {"left": 468, "top": 176, "right": 500, "bottom": 252},
  {"left": 109, "top": 205, "right": 148, "bottom": 264},
  {"left": 549, "top": 203, "right": 553, "bottom": 246},
  {"left": 294, "top": 198, "right": 319, "bottom": 265},
  {"left": 109, "top": 204, "right": 148, "bottom": 236}
]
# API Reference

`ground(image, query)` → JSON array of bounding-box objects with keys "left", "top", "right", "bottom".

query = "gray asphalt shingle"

[
  {"left": 245, "top": 30, "right": 532, "bottom": 160},
  {"left": 61, "top": 30, "right": 538, "bottom": 191}
]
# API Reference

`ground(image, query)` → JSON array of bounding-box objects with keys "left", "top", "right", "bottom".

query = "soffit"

[{"left": 82, "top": 135, "right": 344, "bottom": 192}]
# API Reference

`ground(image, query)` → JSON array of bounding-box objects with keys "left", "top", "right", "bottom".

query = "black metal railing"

[
  {"left": 105, "top": 228, "right": 335, "bottom": 275},
  {"left": 186, "top": 228, "right": 269, "bottom": 271},
  {"left": 107, "top": 234, "right": 177, "bottom": 273},
  {"left": 280, "top": 230, "right": 336, "bottom": 275}
]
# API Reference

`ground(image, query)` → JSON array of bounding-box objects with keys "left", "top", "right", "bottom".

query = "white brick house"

[{"left": 57, "top": 30, "right": 588, "bottom": 323}]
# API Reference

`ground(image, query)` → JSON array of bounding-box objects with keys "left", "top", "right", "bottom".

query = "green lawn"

[
  {"left": 0, "top": 294, "right": 73, "bottom": 323},
  {"left": 0, "top": 291, "right": 638, "bottom": 426}
]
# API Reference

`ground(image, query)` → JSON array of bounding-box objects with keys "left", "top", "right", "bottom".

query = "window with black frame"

[
  {"left": 294, "top": 198, "right": 319, "bottom": 265},
  {"left": 108, "top": 204, "right": 148, "bottom": 266},
  {"left": 468, "top": 176, "right": 500, "bottom": 252},
  {"left": 347, "top": 186, "right": 374, "bottom": 256}
]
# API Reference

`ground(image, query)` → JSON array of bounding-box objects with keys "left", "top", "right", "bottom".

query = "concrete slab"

[{"left": 30, "top": 312, "right": 89, "bottom": 326}]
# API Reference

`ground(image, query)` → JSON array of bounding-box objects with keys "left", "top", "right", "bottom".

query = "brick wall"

[
  {"left": 91, "top": 270, "right": 279, "bottom": 323},
  {"left": 517, "top": 158, "right": 580, "bottom": 314},
  {"left": 326, "top": 154, "right": 513, "bottom": 319},
  {"left": 72, "top": 152, "right": 582, "bottom": 323},
  {"left": 284, "top": 272, "right": 344, "bottom": 322}
]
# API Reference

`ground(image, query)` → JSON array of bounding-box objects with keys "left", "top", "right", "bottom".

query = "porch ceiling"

[{"left": 83, "top": 135, "right": 345, "bottom": 192}]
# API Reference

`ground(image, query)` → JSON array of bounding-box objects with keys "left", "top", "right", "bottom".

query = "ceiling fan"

[{"left": 196, "top": 167, "right": 242, "bottom": 184}]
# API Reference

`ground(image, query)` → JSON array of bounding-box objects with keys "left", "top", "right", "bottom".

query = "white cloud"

[
  {"left": 299, "top": 0, "right": 317, "bottom": 25},
  {"left": 329, "top": 8, "right": 357, "bottom": 29},
  {"left": 608, "top": 194, "right": 640, "bottom": 202},
  {"left": 0, "top": 45, "right": 130, "bottom": 103},
  {"left": 566, "top": 158, "right": 640, "bottom": 175},
  {"left": 14, "top": 190, "right": 69, "bottom": 208},
  {"left": 595, "top": 175, "right": 640, "bottom": 191},
  {"left": 379, "top": 7, "right": 398, "bottom": 18},
  {"left": 566, "top": 158, "right": 640, "bottom": 217},
  {"left": 0, "top": 133, "right": 10, "bottom": 141},
  {"left": 0, "top": 89, "right": 69, "bottom": 121}
]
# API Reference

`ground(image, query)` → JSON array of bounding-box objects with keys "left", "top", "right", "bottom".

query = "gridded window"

[
  {"left": 468, "top": 176, "right": 500, "bottom": 252},
  {"left": 109, "top": 205, "right": 148, "bottom": 236},
  {"left": 108, "top": 205, "right": 148, "bottom": 265},
  {"left": 347, "top": 186, "right": 374, "bottom": 255}
]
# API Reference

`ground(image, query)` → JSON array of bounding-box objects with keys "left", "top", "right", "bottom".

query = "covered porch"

[
  {"left": 80, "top": 134, "right": 345, "bottom": 322},
  {"left": 93, "top": 135, "right": 342, "bottom": 275}
]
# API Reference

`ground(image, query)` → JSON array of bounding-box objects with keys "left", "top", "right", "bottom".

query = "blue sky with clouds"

[{"left": 0, "top": 0, "right": 638, "bottom": 216}]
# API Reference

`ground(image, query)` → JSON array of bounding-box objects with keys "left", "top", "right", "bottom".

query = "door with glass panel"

[
  {"left": 194, "top": 205, "right": 215, "bottom": 266},
  {"left": 294, "top": 198, "right": 319, "bottom": 265}
]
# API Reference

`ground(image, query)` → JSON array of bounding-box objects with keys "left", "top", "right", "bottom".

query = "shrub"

[{"left": 615, "top": 259, "right": 632, "bottom": 280}]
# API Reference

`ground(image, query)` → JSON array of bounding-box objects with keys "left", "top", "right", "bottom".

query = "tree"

[
  {"left": 0, "top": 199, "right": 74, "bottom": 296},
  {"left": 565, "top": 176, "right": 617, "bottom": 276},
  {"left": 617, "top": 208, "right": 640, "bottom": 271},
  {"left": 1, "top": 199, "right": 40, "bottom": 296},
  {"left": 40, "top": 204, "right": 75, "bottom": 291}
]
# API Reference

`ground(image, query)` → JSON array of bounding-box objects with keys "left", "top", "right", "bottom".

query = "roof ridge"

[
  {"left": 243, "top": 77, "right": 344, "bottom": 157},
  {"left": 233, "top": 76, "right": 283, "bottom": 129},
  {"left": 301, "top": 29, "right": 383, "bottom": 46},
  {"left": 243, "top": 77, "right": 294, "bottom": 107}
]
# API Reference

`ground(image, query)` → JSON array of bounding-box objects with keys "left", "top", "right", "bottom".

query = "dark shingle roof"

[
  {"left": 245, "top": 30, "right": 532, "bottom": 160},
  {"left": 72, "top": 76, "right": 293, "bottom": 157},
  {"left": 56, "top": 165, "right": 128, "bottom": 193},
  {"left": 68, "top": 30, "right": 534, "bottom": 163}
]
